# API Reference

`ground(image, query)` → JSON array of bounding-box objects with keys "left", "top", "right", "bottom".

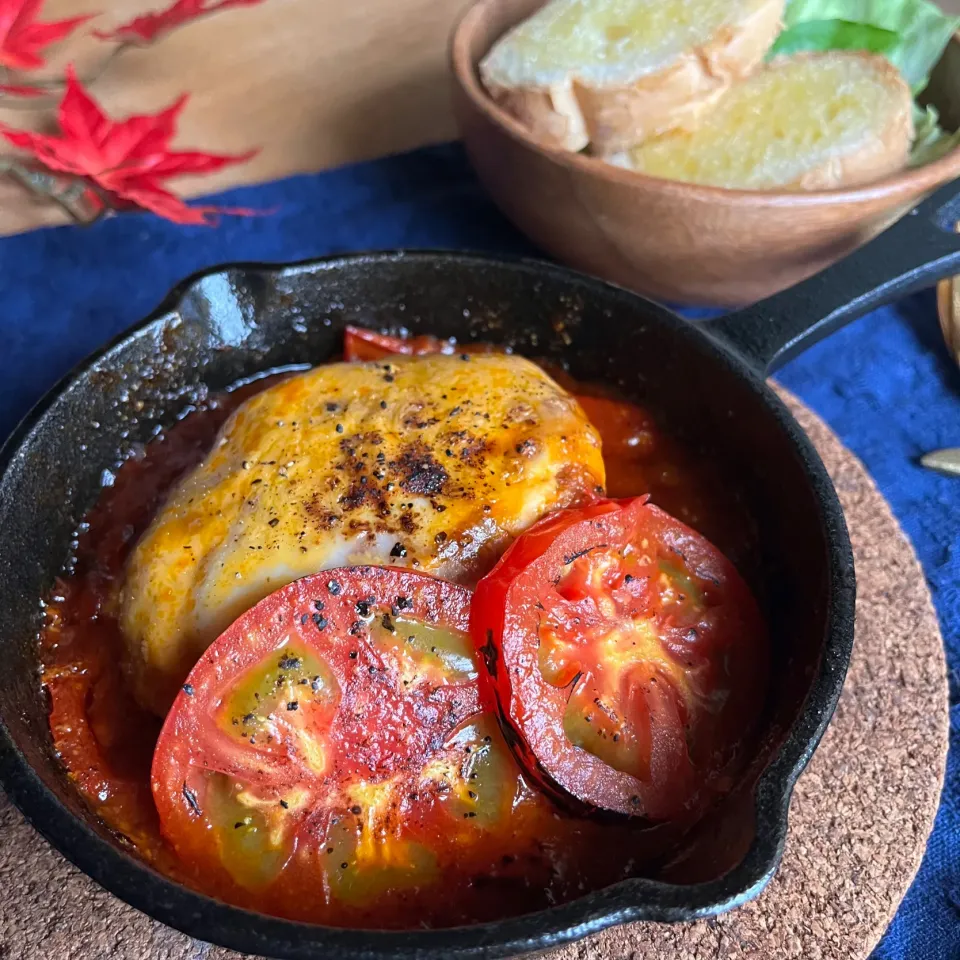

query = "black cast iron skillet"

[{"left": 0, "top": 180, "right": 958, "bottom": 960}]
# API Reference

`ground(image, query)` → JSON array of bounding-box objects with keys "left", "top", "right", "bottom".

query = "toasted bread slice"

[
  {"left": 612, "top": 52, "right": 914, "bottom": 190},
  {"left": 480, "top": 0, "right": 785, "bottom": 155}
]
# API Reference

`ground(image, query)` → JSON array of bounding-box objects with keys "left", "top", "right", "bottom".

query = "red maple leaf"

[
  {"left": 0, "top": 0, "right": 93, "bottom": 71},
  {"left": 94, "top": 0, "right": 264, "bottom": 45},
  {"left": 0, "top": 81, "right": 44, "bottom": 96},
  {"left": 0, "top": 67, "right": 259, "bottom": 225}
]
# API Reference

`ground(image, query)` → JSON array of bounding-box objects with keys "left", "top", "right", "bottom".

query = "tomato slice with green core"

[
  {"left": 417, "top": 712, "right": 518, "bottom": 829},
  {"left": 471, "top": 497, "right": 768, "bottom": 821},
  {"left": 152, "top": 566, "right": 490, "bottom": 903}
]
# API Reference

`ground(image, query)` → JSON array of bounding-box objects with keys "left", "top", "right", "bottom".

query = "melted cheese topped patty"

[{"left": 121, "top": 353, "right": 605, "bottom": 715}]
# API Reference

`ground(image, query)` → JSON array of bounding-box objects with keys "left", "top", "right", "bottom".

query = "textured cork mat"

[{"left": 0, "top": 390, "right": 949, "bottom": 960}]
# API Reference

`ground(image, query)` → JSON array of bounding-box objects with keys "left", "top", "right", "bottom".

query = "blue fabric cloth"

[{"left": 0, "top": 142, "right": 957, "bottom": 958}]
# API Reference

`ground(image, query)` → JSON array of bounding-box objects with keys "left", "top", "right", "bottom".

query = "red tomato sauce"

[{"left": 38, "top": 362, "right": 759, "bottom": 929}]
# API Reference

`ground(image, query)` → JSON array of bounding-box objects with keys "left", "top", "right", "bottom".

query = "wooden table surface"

[{"left": 0, "top": 0, "right": 956, "bottom": 236}]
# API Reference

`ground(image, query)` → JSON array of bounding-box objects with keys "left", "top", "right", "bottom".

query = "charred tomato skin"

[
  {"left": 343, "top": 326, "right": 500, "bottom": 363},
  {"left": 343, "top": 326, "right": 456, "bottom": 362}
]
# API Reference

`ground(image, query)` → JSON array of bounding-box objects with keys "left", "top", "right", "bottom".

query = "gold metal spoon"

[
  {"left": 938, "top": 274, "right": 960, "bottom": 367},
  {"left": 921, "top": 447, "right": 960, "bottom": 477}
]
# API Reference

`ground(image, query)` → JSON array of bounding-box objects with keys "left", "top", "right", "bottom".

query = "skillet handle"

[{"left": 705, "top": 179, "right": 960, "bottom": 376}]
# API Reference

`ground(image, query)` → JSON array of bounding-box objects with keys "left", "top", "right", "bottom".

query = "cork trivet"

[{"left": 0, "top": 391, "right": 948, "bottom": 960}]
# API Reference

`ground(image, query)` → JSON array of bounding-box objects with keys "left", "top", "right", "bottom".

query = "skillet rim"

[{"left": 0, "top": 250, "right": 856, "bottom": 960}]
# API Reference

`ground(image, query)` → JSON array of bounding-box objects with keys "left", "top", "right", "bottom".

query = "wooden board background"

[
  {"left": 0, "top": 0, "right": 472, "bottom": 235},
  {"left": 0, "top": 0, "right": 958, "bottom": 236}
]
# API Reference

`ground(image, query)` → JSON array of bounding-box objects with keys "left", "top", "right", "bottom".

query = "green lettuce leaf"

[
  {"left": 770, "top": 20, "right": 900, "bottom": 58},
  {"left": 910, "top": 103, "right": 960, "bottom": 166},
  {"left": 778, "top": 0, "right": 960, "bottom": 92}
]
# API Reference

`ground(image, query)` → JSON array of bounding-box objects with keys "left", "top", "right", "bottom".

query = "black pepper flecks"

[
  {"left": 392, "top": 441, "right": 448, "bottom": 496},
  {"left": 182, "top": 783, "right": 202, "bottom": 817}
]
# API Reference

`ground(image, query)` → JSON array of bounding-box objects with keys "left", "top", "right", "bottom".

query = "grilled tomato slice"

[
  {"left": 343, "top": 326, "right": 456, "bottom": 362},
  {"left": 471, "top": 497, "right": 768, "bottom": 822},
  {"left": 152, "top": 566, "right": 497, "bottom": 904},
  {"left": 342, "top": 326, "right": 500, "bottom": 363}
]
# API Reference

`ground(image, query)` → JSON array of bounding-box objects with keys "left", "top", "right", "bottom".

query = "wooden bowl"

[{"left": 450, "top": 0, "right": 960, "bottom": 305}]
